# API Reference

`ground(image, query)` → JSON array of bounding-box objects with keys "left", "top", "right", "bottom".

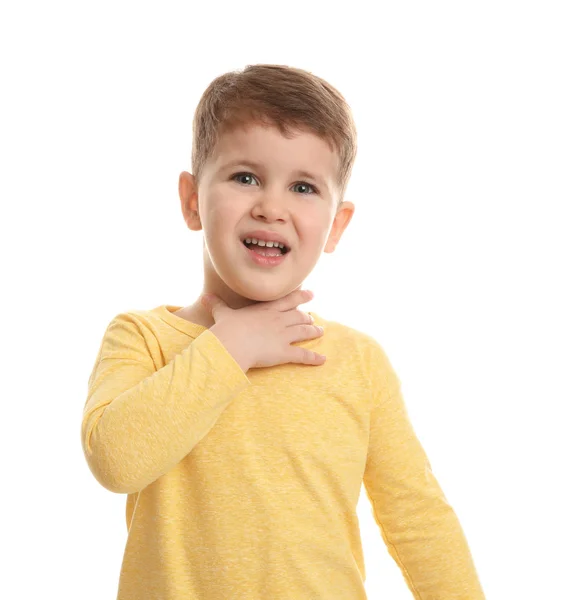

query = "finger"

[
  {"left": 274, "top": 289, "right": 313, "bottom": 311},
  {"left": 291, "top": 346, "right": 326, "bottom": 365},
  {"left": 283, "top": 309, "right": 316, "bottom": 327},
  {"left": 287, "top": 323, "right": 324, "bottom": 344}
]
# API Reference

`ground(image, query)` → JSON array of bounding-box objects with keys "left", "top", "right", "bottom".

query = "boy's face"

[{"left": 179, "top": 122, "right": 354, "bottom": 309}]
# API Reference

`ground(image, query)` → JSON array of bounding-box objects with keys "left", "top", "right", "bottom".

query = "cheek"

[
  {"left": 203, "top": 196, "right": 244, "bottom": 246},
  {"left": 205, "top": 194, "right": 239, "bottom": 223},
  {"left": 301, "top": 216, "right": 331, "bottom": 241}
]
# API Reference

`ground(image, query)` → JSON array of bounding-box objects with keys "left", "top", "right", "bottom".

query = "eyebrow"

[{"left": 219, "top": 159, "right": 328, "bottom": 190}]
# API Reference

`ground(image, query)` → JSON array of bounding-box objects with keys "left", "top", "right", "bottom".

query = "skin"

[{"left": 176, "top": 122, "right": 355, "bottom": 328}]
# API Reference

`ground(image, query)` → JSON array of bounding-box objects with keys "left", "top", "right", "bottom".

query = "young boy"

[{"left": 82, "top": 64, "right": 486, "bottom": 599}]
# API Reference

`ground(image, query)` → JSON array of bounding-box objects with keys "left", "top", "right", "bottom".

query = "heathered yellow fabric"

[{"left": 82, "top": 304, "right": 485, "bottom": 599}]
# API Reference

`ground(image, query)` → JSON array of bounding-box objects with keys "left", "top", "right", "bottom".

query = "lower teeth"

[{"left": 246, "top": 244, "right": 282, "bottom": 257}]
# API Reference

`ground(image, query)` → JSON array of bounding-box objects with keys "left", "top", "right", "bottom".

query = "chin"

[{"left": 242, "top": 289, "right": 286, "bottom": 303}]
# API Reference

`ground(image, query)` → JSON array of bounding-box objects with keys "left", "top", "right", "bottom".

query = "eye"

[
  {"left": 232, "top": 172, "right": 258, "bottom": 186},
  {"left": 293, "top": 182, "right": 318, "bottom": 195},
  {"left": 231, "top": 172, "right": 318, "bottom": 195}
]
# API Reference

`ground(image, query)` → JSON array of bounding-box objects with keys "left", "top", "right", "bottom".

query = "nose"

[{"left": 250, "top": 194, "right": 288, "bottom": 222}]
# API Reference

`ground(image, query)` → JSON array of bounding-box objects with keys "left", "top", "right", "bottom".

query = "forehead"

[{"left": 210, "top": 123, "right": 339, "bottom": 187}]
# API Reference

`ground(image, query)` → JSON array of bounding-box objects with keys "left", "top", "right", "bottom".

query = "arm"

[
  {"left": 81, "top": 314, "right": 250, "bottom": 494},
  {"left": 363, "top": 344, "right": 486, "bottom": 599}
]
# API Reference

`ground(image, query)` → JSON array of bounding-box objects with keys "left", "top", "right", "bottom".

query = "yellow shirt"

[{"left": 81, "top": 305, "right": 485, "bottom": 599}]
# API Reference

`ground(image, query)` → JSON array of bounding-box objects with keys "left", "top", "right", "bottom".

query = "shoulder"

[
  {"left": 311, "top": 311, "right": 385, "bottom": 351},
  {"left": 310, "top": 311, "right": 395, "bottom": 382},
  {"left": 101, "top": 307, "right": 166, "bottom": 353},
  {"left": 107, "top": 306, "right": 163, "bottom": 329}
]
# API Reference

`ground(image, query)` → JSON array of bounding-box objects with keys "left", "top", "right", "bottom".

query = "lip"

[{"left": 239, "top": 229, "right": 291, "bottom": 251}]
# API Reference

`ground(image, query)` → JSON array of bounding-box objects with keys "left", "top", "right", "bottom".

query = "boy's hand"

[{"left": 201, "top": 289, "right": 326, "bottom": 372}]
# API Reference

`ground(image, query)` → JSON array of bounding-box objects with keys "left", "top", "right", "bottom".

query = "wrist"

[{"left": 209, "top": 324, "right": 252, "bottom": 373}]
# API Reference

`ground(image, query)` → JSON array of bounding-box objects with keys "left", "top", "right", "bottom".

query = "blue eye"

[{"left": 231, "top": 172, "right": 318, "bottom": 195}]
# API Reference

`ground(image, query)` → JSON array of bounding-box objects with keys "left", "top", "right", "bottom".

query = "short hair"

[{"left": 190, "top": 64, "right": 358, "bottom": 207}]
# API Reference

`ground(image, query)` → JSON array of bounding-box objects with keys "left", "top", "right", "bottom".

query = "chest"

[{"left": 190, "top": 369, "right": 372, "bottom": 498}]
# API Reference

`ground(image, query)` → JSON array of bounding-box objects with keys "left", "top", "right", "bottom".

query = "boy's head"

[{"left": 178, "top": 64, "right": 357, "bottom": 308}]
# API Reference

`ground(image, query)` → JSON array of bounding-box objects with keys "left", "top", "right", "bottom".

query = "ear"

[
  {"left": 324, "top": 201, "right": 355, "bottom": 253},
  {"left": 179, "top": 171, "right": 202, "bottom": 231}
]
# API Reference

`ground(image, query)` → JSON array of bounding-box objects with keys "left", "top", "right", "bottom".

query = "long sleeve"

[
  {"left": 81, "top": 314, "right": 250, "bottom": 494},
  {"left": 362, "top": 345, "right": 486, "bottom": 599}
]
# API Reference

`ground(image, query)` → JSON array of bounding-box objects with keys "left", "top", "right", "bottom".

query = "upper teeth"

[{"left": 244, "top": 237, "right": 285, "bottom": 249}]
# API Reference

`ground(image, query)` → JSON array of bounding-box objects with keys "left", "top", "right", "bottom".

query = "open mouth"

[{"left": 241, "top": 239, "right": 290, "bottom": 255}]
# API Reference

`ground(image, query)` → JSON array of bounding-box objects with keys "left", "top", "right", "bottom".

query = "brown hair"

[{"left": 190, "top": 64, "right": 358, "bottom": 207}]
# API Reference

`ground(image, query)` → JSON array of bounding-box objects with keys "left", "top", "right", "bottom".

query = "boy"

[{"left": 82, "top": 64, "right": 485, "bottom": 599}]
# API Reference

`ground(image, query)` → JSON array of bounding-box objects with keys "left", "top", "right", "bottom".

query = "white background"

[{"left": 1, "top": 1, "right": 559, "bottom": 598}]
